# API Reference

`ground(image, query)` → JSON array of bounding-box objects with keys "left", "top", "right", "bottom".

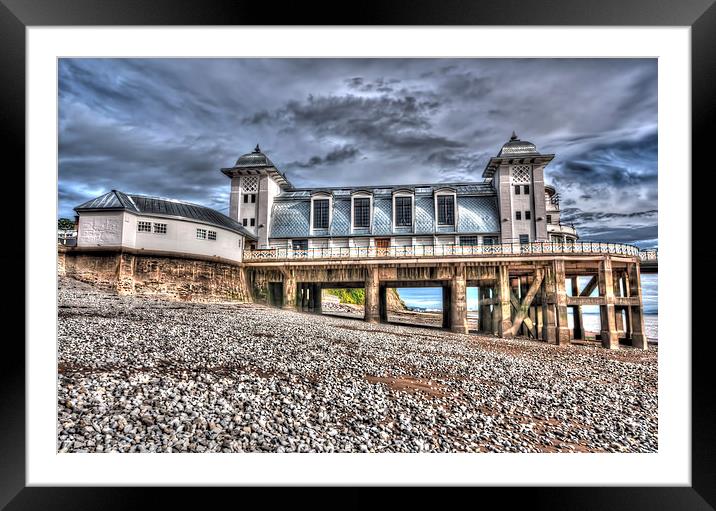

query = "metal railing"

[
  {"left": 638, "top": 249, "right": 658, "bottom": 261},
  {"left": 243, "top": 241, "right": 641, "bottom": 262}
]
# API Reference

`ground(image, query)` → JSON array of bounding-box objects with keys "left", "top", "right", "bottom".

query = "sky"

[{"left": 58, "top": 58, "right": 658, "bottom": 248}]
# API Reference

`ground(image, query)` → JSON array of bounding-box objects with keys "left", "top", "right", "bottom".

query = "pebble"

[{"left": 56, "top": 277, "right": 658, "bottom": 453}]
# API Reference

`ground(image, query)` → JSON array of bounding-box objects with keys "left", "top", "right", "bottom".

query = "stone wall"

[{"left": 58, "top": 247, "right": 251, "bottom": 302}]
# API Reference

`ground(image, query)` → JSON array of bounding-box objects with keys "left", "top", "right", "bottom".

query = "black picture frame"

[{"left": 1, "top": 0, "right": 709, "bottom": 507}]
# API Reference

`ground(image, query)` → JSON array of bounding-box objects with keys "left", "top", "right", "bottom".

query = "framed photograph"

[{"left": 3, "top": 0, "right": 710, "bottom": 506}]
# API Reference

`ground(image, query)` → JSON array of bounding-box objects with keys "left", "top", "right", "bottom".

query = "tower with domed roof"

[
  {"left": 221, "top": 144, "right": 292, "bottom": 248},
  {"left": 481, "top": 132, "right": 555, "bottom": 243}
]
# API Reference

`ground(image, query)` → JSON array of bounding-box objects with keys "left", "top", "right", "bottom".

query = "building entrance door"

[{"left": 375, "top": 238, "right": 391, "bottom": 256}]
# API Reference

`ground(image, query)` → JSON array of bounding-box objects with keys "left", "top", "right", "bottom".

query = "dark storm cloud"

[
  {"left": 58, "top": 58, "right": 657, "bottom": 246},
  {"left": 289, "top": 145, "right": 360, "bottom": 169}
]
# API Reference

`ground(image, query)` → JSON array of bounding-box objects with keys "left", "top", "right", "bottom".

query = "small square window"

[
  {"left": 137, "top": 221, "right": 151, "bottom": 232},
  {"left": 525, "top": 210, "right": 531, "bottom": 220},
  {"left": 519, "top": 234, "right": 530, "bottom": 244},
  {"left": 153, "top": 223, "right": 167, "bottom": 234},
  {"left": 523, "top": 185, "right": 530, "bottom": 194},
  {"left": 242, "top": 218, "right": 247, "bottom": 226},
  {"left": 208, "top": 230, "right": 217, "bottom": 241},
  {"left": 514, "top": 185, "right": 521, "bottom": 195},
  {"left": 196, "top": 228, "right": 207, "bottom": 240},
  {"left": 250, "top": 218, "right": 256, "bottom": 227},
  {"left": 516, "top": 211, "right": 521, "bottom": 221}
]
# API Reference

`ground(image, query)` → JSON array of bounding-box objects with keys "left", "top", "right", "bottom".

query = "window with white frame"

[
  {"left": 153, "top": 223, "right": 167, "bottom": 234},
  {"left": 137, "top": 221, "right": 152, "bottom": 232},
  {"left": 395, "top": 196, "right": 412, "bottom": 226},
  {"left": 208, "top": 230, "right": 217, "bottom": 241},
  {"left": 437, "top": 195, "right": 455, "bottom": 225},
  {"left": 196, "top": 228, "right": 207, "bottom": 240},
  {"left": 353, "top": 198, "right": 371, "bottom": 228},
  {"left": 313, "top": 199, "right": 330, "bottom": 229}
]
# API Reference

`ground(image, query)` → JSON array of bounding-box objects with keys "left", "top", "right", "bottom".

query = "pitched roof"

[{"left": 74, "top": 190, "right": 257, "bottom": 240}]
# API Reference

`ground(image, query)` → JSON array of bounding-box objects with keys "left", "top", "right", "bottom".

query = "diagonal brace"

[{"left": 507, "top": 269, "right": 544, "bottom": 337}]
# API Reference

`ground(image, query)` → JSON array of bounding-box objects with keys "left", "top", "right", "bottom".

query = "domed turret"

[
  {"left": 498, "top": 131, "right": 539, "bottom": 156},
  {"left": 234, "top": 144, "right": 275, "bottom": 168}
]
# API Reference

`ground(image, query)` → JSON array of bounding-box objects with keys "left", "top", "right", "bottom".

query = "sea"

[{"left": 398, "top": 273, "right": 659, "bottom": 342}]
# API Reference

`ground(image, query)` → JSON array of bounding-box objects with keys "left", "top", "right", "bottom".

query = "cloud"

[
  {"left": 58, "top": 58, "right": 658, "bottom": 247},
  {"left": 288, "top": 145, "right": 360, "bottom": 169}
]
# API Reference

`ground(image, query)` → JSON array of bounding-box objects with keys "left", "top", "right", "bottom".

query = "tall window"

[
  {"left": 395, "top": 196, "right": 412, "bottom": 226},
  {"left": 251, "top": 194, "right": 256, "bottom": 203},
  {"left": 516, "top": 211, "right": 522, "bottom": 220},
  {"left": 437, "top": 195, "right": 454, "bottom": 225},
  {"left": 243, "top": 195, "right": 248, "bottom": 203},
  {"left": 546, "top": 214, "right": 552, "bottom": 224},
  {"left": 514, "top": 185, "right": 521, "bottom": 195},
  {"left": 525, "top": 210, "right": 531, "bottom": 220},
  {"left": 353, "top": 198, "right": 370, "bottom": 228},
  {"left": 313, "top": 199, "right": 330, "bottom": 229},
  {"left": 523, "top": 185, "right": 530, "bottom": 194}
]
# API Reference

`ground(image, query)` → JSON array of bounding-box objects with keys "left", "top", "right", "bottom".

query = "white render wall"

[
  {"left": 78, "top": 211, "right": 246, "bottom": 263},
  {"left": 77, "top": 211, "right": 124, "bottom": 246}
]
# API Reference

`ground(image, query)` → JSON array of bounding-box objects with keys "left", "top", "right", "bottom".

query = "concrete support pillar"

[
  {"left": 307, "top": 283, "right": 316, "bottom": 312},
  {"left": 379, "top": 285, "right": 388, "bottom": 323},
  {"left": 364, "top": 267, "right": 380, "bottom": 323},
  {"left": 598, "top": 257, "right": 619, "bottom": 349},
  {"left": 282, "top": 274, "right": 297, "bottom": 311},
  {"left": 554, "top": 260, "right": 570, "bottom": 346},
  {"left": 497, "top": 265, "right": 513, "bottom": 337},
  {"left": 479, "top": 287, "right": 492, "bottom": 333},
  {"left": 570, "top": 277, "right": 583, "bottom": 340},
  {"left": 313, "top": 284, "right": 322, "bottom": 314},
  {"left": 628, "top": 262, "right": 648, "bottom": 350},
  {"left": 615, "top": 307, "right": 624, "bottom": 333},
  {"left": 296, "top": 282, "right": 308, "bottom": 312},
  {"left": 541, "top": 265, "right": 557, "bottom": 343},
  {"left": 491, "top": 285, "right": 500, "bottom": 336},
  {"left": 450, "top": 265, "right": 468, "bottom": 334},
  {"left": 442, "top": 285, "right": 452, "bottom": 329}
]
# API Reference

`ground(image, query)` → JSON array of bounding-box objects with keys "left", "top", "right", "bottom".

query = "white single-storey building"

[{"left": 74, "top": 190, "right": 257, "bottom": 263}]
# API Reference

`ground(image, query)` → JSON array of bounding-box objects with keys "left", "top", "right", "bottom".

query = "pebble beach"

[{"left": 57, "top": 277, "right": 658, "bottom": 453}]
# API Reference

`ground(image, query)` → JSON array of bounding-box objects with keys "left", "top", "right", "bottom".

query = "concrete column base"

[
  {"left": 632, "top": 333, "right": 648, "bottom": 350},
  {"left": 601, "top": 330, "right": 619, "bottom": 349},
  {"left": 556, "top": 327, "right": 571, "bottom": 346}
]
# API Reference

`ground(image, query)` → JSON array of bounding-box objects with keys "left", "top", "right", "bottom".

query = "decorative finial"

[
  {"left": 254, "top": 144, "right": 261, "bottom": 153},
  {"left": 510, "top": 131, "right": 518, "bottom": 141}
]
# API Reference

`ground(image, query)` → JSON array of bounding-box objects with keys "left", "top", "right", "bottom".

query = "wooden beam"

[
  {"left": 510, "top": 290, "right": 536, "bottom": 336},
  {"left": 507, "top": 269, "right": 544, "bottom": 337},
  {"left": 580, "top": 275, "right": 598, "bottom": 296}
]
